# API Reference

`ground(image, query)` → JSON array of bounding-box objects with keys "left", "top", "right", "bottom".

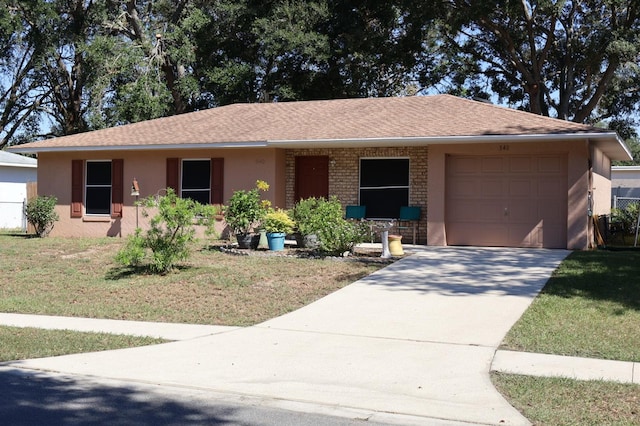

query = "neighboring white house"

[
  {"left": 611, "top": 165, "right": 640, "bottom": 209},
  {"left": 0, "top": 151, "right": 37, "bottom": 230}
]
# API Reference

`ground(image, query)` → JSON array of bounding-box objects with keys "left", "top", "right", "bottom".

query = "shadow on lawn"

[
  {"left": 355, "top": 247, "right": 571, "bottom": 298},
  {"left": 0, "top": 368, "right": 231, "bottom": 426},
  {"left": 540, "top": 250, "right": 640, "bottom": 311},
  {"left": 105, "top": 265, "right": 193, "bottom": 280}
]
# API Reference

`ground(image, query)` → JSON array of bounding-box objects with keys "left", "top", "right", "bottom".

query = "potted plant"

[
  {"left": 262, "top": 208, "right": 295, "bottom": 251},
  {"left": 224, "top": 180, "right": 269, "bottom": 248},
  {"left": 290, "top": 197, "right": 323, "bottom": 248}
]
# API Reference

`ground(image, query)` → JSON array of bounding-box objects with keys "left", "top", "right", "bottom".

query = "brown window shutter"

[
  {"left": 71, "top": 160, "right": 83, "bottom": 218},
  {"left": 166, "top": 158, "right": 179, "bottom": 196},
  {"left": 111, "top": 159, "right": 124, "bottom": 218},
  {"left": 211, "top": 158, "right": 224, "bottom": 204}
]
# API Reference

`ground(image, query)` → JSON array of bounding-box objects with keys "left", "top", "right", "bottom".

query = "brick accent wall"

[{"left": 285, "top": 146, "right": 428, "bottom": 244}]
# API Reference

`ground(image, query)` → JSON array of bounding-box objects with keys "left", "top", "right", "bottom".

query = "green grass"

[
  {"left": 492, "top": 373, "right": 640, "bottom": 425},
  {"left": 4, "top": 236, "right": 640, "bottom": 425},
  {"left": 495, "top": 249, "right": 640, "bottom": 425},
  {"left": 0, "top": 235, "right": 383, "bottom": 326},
  {"left": 0, "top": 326, "right": 166, "bottom": 362},
  {"left": 501, "top": 250, "right": 640, "bottom": 362},
  {"left": 0, "top": 235, "right": 384, "bottom": 361}
]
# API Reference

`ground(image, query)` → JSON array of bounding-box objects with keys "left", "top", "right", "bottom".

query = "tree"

[
  {"left": 429, "top": 0, "right": 640, "bottom": 128},
  {"left": 195, "top": 0, "right": 332, "bottom": 105},
  {"left": 195, "top": 1, "right": 439, "bottom": 104},
  {"left": 314, "top": 0, "right": 439, "bottom": 98},
  {"left": 0, "top": 1, "right": 55, "bottom": 149},
  {"left": 102, "top": 0, "right": 208, "bottom": 116}
]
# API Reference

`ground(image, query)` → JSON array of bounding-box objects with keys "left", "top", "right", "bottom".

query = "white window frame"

[
  {"left": 85, "top": 160, "right": 112, "bottom": 216},
  {"left": 181, "top": 158, "right": 211, "bottom": 204},
  {"left": 359, "top": 157, "right": 410, "bottom": 218}
]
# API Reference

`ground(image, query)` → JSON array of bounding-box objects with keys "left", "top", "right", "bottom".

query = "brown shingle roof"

[{"left": 10, "top": 95, "right": 624, "bottom": 154}]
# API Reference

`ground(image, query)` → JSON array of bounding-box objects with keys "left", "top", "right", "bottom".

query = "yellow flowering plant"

[{"left": 224, "top": 180, "right": 270, "bottom": 235}]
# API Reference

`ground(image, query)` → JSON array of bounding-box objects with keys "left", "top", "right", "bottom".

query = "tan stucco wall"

[
  {"left": 590, "top": 145, "right": 612, "bottom": 216},
  {"left": 427, "top": 140, "right": 592, "bottom": 250},
  {"left": 38, "top": 148, "right": 287, "bottom": 238},
  {"left": 38, "top": 138, "right": 611, "bottom": 249}
]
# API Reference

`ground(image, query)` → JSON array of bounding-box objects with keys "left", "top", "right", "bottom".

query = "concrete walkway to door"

[{"left": 3, "top": 247, "right": 570, "bottom": 425}]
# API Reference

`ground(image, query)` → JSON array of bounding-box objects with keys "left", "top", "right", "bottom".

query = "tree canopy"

[
  {"left": 432, "top": 0, "right": 640, "bottom": 128},
  {"left": 1, "top": 0, "right": 639, "bottom": 150}
]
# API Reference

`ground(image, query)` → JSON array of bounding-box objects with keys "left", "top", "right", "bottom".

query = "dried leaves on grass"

[{"left": 0, "top": 236, "right": 385, "bottom": 326}]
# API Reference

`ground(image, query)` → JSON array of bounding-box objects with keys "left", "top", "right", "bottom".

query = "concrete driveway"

[{"left": 7, "top": 247, "right": 570, "bottom": 425}]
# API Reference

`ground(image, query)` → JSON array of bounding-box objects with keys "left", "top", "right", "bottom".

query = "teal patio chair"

[
  {"left": 345, "top": 205, "right": 366, "bottom": 220},
  {"left": 396, "top": 206, "right": 421, "bottom": 244}
]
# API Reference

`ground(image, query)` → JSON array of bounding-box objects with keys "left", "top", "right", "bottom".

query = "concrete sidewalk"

[
  {"left": 492, "top": 350, "right": 639, "bottom": 384},
  {"left": 2, "top": 314, "right": 636, "bottom": 385},
  {"left": 2, "top": 247, "right": 578, "bottom": 425}
]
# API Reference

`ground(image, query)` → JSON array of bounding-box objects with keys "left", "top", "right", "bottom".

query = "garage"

[{"left": 445, "top": 154, "right": 568, "bottom": 248}]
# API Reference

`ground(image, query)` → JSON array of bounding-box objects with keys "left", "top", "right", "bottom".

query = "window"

[
  {"left": 359, "top": 158, "right": 409, "bottom": 218},
  {"left": 181, "top": 159, "right": 211, "bottom": 204},
  {"left": 166, "top": 158, "right": 223, "bottom": 205},
  {"left": 72, "top": 159, "right": 122, "bottom": 218},
  {"left": 85, "top": 161, "right": 112, "bottom": 215}
]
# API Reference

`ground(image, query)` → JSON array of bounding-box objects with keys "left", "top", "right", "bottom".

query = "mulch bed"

[{"left": 210, "top": 242, "right": 398, "bottom": 265}]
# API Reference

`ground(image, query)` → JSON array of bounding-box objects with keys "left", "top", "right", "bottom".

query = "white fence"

[{"left": 0, "top": 199, "right": 27, "bottom": 231}]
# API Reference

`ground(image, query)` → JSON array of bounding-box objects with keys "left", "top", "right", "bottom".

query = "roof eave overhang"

[
  {"left": 9, "top": 131, "right": 632, "bottom": 161},
  {"left": 0, "top": 162, "right": 37, "bottom": 168},
  {"left": 269, "top": 132, "right": 633, "bottom": 161},
  {"left": 9, "top": 141, "right": 270, "bottom": 154}
]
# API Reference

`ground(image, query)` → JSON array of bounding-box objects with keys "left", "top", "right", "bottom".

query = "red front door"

[{"left": 295, "top": 156, "right": 329, "bottom": 201}]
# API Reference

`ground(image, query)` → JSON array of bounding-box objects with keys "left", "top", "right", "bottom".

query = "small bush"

[
  {"left": 290, "top": 197, "right": 325, "bottom": 236},
  {"left": 292, "top": 196, "right": 368, "bottom": 256},
  {"left": 318, "top": 219, "right": 369, "bottom": 256},
  {"left": 611, "top": 203, "right": 640, "bottom": 234},
  {"left": 115, "top": 189, "right": 218, "bottom": 273},
  {"left": 25, "top": 195, "right": 59, "bottom": 237}
]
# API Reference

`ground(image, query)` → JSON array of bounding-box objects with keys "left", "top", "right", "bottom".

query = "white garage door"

[{"left": 445, "top": 154, "right": 567, "bottom": 248}]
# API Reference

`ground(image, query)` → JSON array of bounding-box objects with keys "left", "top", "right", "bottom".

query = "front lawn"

[
  {"left": 0, "top": 326, "right": 165, "bottom": 362},
  {"left": 500, "top": 249, "right": 640, "bottom": 362},
  {"left": 495, "top": 249, "right": 640, "bottom": 425},
  {"left": 0, "top": 235, "right": 384, "bottom": 326},
  {"left": 492, "top": 372, "right": 640, "bottom": 425}
]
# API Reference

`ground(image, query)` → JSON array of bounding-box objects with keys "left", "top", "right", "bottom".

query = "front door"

[{"left": 295, "top": 156, "right": 329, "bottom": 201}]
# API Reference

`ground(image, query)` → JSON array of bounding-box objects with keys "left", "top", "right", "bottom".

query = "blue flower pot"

[{"left": 266, "top": 232, "right": 286, "bottom": 251}]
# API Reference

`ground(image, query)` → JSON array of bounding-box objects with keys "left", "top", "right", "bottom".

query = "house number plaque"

[{"left": 498, "top": 144, "right": 510, "bottom": 151}]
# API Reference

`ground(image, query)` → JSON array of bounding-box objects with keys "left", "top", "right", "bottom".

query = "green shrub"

[
  {"left": 115, "top": 189, "right": 218, "bottom": 273},
  {"left": 262, "top": 209, "right": 295, "bottom": 234},
  {"left": 292, "top": 196, "right": 368, "bottom": 255},
  {"left": 611, "top": 203, "right": 640, "bottom": 234},
  {"left": 224, "top": 180, "right": 269, "bottom": 235},
  {"left": 115, "top": 228, "right": 146, "bottom": 266},
  {"left": 317, "top": 219, "right": 369, "bottom": 256},
  {"left": 290, "top": 197, "right": 323, "bottom": 235},
  {"left": 25, "top": 195, "right": 59, "bottom": 237}
]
